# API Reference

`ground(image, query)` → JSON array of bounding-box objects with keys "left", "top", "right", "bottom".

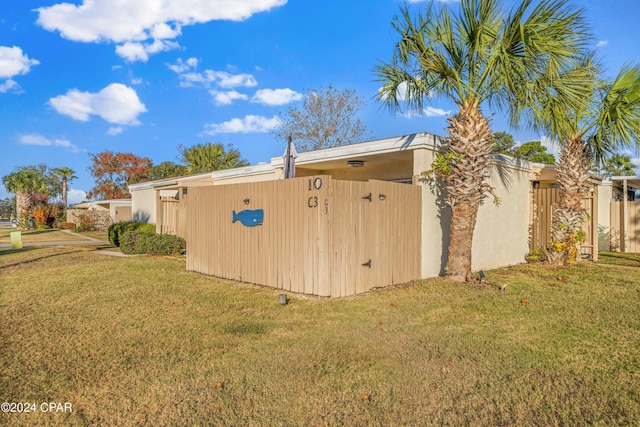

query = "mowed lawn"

[{"left": 1, "top": 247, "right": 639, "bottom": 426}]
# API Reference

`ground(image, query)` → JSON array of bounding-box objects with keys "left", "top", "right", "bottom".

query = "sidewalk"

[{"left": 0, "top": 229, "right": 110, "bottom": 249}]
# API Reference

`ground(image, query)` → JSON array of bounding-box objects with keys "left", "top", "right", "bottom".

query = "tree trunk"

[
  {"left": 15, "top": 191, "right": 31, "bottom": 219},
  {"left": 447, "top": 199, "right": 481, "bottom": 281},
  {"left": 62, "top": 176, "right": 68, "bottom": 208},
  {"left": 441, "top": 102, "right": 494, "bottom": 282},
  {"left": 548, "top": 136, "right": 593, "bottom": 265}
]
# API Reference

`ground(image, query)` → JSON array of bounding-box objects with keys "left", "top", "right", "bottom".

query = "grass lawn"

[
  {"left": 1, "top": 248, "right": 639, "bottom": 426},
  {"left": 0, "top": 229, "right": 84, "bottom": 243},
  {"left": 0, "top": 229, "right": 109, "bottom": 244}
]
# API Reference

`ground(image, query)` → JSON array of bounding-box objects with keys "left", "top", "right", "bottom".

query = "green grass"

[
  {"left": 0, "top": 229, "right": 82, "bottom": 243},
  {"left": 598, "top": 251, "right": 640, "bottom": 267},
  {"left": 1, "top": 248, "right": 639, "bottom": 426}
]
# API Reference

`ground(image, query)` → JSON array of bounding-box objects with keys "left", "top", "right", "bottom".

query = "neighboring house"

[
  {"left": 67, "top": 199, "right": 132, "bottom": 229},
  {"left": 596, "top": 176, "right": 640, "bottom": 252}
]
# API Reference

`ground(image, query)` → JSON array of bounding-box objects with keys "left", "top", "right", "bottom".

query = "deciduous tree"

[
  {"left": 273, "top": 85, "right": 369, "bottom": 152},
  {"left": 148, "top": 161, "right": 188, "bottom": 180},
  {"left": 87, "top": 151, "right": 152, "bottom": 200},
  {"left": 516, "top": 141, "right": 556, "bottom": 164}
]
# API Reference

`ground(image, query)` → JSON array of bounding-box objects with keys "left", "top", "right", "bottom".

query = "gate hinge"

[{"left": 362, "top": 259, "right": 372, "bottom": 268}]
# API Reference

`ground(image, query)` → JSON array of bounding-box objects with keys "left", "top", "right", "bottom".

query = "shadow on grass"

[
  {"left": 0, "top": 247, "right": 86, "bottom": 270},
  {"left": 598, "top": 252, "right": 640, "bottom": 267}
]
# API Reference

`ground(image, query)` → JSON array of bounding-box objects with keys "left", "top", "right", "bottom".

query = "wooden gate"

[
  {"left": 185, "top": 176, "right": 421, "bottom": 298},
  {"left": 610, "top": 201, "right": 640, "bottom": 252},
  {"left": 158, "top": 196, "right": 179, "bottom": 236},
  {"left": 530, "top": 188, "right": 598, "bottom": 259}
]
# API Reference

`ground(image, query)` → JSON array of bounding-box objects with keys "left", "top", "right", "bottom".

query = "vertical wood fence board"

[
  {"left": 530, "top": 188, "right": 596, "bottom": 256},
  {"left": 185, "top": 176, "right": 421, "bottom": 297}
]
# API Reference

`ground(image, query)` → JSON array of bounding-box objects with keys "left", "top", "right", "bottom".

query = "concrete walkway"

[{"left": 0, "top": 229, "right": 110, "bottom": 249}]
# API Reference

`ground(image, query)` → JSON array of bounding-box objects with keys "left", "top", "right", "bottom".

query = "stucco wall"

[
  {"left": 472, "top": 164, "right": 531, "bottom": 270},
  {"left": 132, "top": 188, "right": 157, "bottom": 223},
  {"left": 415, "top": 148, "right": 531, "bottom": 277}
]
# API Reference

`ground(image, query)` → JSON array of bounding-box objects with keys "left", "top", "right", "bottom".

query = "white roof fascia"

[
  {"left": 210, "top": 163, "right": 276, "bottom": 180},
  {"left": 270, "top": 132, "right": 445, "bottom": 168}
]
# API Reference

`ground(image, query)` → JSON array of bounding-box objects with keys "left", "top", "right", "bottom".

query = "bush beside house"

[
  {"left": 108, "top": 221, "right": 155, "bottom": 247},
  {"left": 120, "top": 231, "right": 185, "bottom": 256}
]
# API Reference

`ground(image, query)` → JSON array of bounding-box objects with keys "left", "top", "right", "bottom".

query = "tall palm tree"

[
  {"left": 2, "top": 168, "right": 49, "bottom": 218},
  {"left": 545, "top": 64, "right": 640, "bottom": 264},
  {"left": 375, "top": 0, "right": 589, "bottom": 281},
  {"left": 601, "top": 153, "right": 637, "bottom": 178},
  {"left": 52, "top": 166, "right": 77, "bottom": 207},
  {"left": 180, "top": 143, "right": 249, "bottom": 174}
]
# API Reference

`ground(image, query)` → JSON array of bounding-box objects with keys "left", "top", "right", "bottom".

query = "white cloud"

[
  {"left": 168, "top": 57, "right": 199, "bottom": 74},
  {"left": 36, "top": 0, "right": 287, "bottom": 62},
  {"left": 0, "top": 79, "right": 18, "bottom": 93},
  {"left": 210, "top": 90, "right": 248, "bottom": 106},
  {"left": 19, "top": 133, "right": 79, "bottom": 151},
  {"left": 423, "top": 106, "right": 450, "bottom": 117},
  {"left": 0, "top": 46, "right": 39, "bottom": 79},
  {"left": 0, "top": 46, "right": 39, "bottom": 91},
  {"left": 49, "top": 83, "right": 147, "bottom": 125},
  {"left": 115, "top": 39, "right": 179, "bottom": 62},
  {"left": 203, "top": 115, "right": 281, "bottom": 135},
  {"left": 597, "top": 40, "right": 608, "bottom": 47},
  {"left": 107, "top": 127, "right": 124, "bottom": 136},
  {"left": 178, "top": 69, "right": 258, "bottom": 89},
  {"left": 67, "top": 188, "right": 87, "bottom": 205},
  {"left": 251, "top": 88, "right": 302, "bottom": 106}
]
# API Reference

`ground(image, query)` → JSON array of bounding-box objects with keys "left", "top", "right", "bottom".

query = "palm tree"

[
  {"left": 180, "top": 143, "right": 249, "bottom": 174},
  {"left": 545, "top": 64, "right": 640, "bottom": 264},
  {"left": 52, "top": 166, "right": 77, "bottom": 207},
  {"left": 601, "top": 153, "right": 637, "bottom": 178},
  {"left": 375, "top": 0, "right": 589, "bottom": 281},
  {"left": 2, "top": 168, "right": 49, "bottom": 218}
]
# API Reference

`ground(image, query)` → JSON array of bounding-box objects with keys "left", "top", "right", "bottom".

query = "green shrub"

[
  {"left": 525, "top": 247, "right": 547, "bottom": 263},
  {"left": 120, "top": 230, "right": 185, "bottom": 256},
  {"left": 108, "top": 221, "right": 156, "bottom": 247},
  {"left": 61, "top": 221, "right": 76, "bottom": 230}
]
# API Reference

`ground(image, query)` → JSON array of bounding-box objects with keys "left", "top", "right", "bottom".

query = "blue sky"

[{"left": 1, "top": 0, "right": 639, "bottom": 204}]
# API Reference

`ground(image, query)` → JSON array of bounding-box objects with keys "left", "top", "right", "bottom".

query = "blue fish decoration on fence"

[{"left": 232, "top": 209, "right": 264, "bottom": 227}]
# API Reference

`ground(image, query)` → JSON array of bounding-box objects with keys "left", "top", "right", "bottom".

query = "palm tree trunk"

[
  {"left": 443, "top": 103, "right": 494, "bottom": 281},
  {"left": 62, "top": 176, "right": 68, "bottom": 207},
  {"left": 15, "top": 191, "right": 30, "bottom": 219},
  {"left": 549, "top": 136, "right": 593, "bottom": 264}
]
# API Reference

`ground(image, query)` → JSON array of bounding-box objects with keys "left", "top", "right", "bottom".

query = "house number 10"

[{"left": 308, "top": 177, "right": 323, "bottom": 190}]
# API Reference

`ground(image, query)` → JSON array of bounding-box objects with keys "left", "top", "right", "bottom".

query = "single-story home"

[
  {"left": 67, "top": 199, "right": 132, "bottom": 228},
  {"left": 128, "top": 132, "right": 639, "bottom": 296},
  {"left": 129, "top": 133, "right": 530, "bottom": 292}
]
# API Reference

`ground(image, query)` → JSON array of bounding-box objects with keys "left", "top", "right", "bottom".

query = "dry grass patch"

[
  {"left": 0, "top": 229, "right": 85, "bottom": 243},
  {"left": 1, "top": 249, "right": 639, "bottom": 426}
]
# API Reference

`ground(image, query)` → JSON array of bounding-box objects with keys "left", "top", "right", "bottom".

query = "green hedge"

[
  {"left": 120, "top": 230, "right": 186, "bottom": 256},
  {"left": 108, "top": 221, "right": 156, "bottom": 247}
]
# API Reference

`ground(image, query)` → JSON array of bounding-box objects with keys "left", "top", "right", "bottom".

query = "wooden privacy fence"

[
  {"left": 610, "top": 201, "right": 640, "bottom": 252},
  {"left": 185, "top": 176, "right": 422, "bottom": 298},
  {"left": 530, "top": 188, "right": 598, "bottom": 259},
  {"left": 157, "top": 196, "right": 180, "bottom": 236}
]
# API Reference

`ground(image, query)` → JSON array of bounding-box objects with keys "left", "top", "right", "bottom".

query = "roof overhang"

[
  {"left": 610, "top": 176, "right": 640, "bottom": 190},
  {"left": 270, "top": 132, "right": 445, "bottom": 171}
]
